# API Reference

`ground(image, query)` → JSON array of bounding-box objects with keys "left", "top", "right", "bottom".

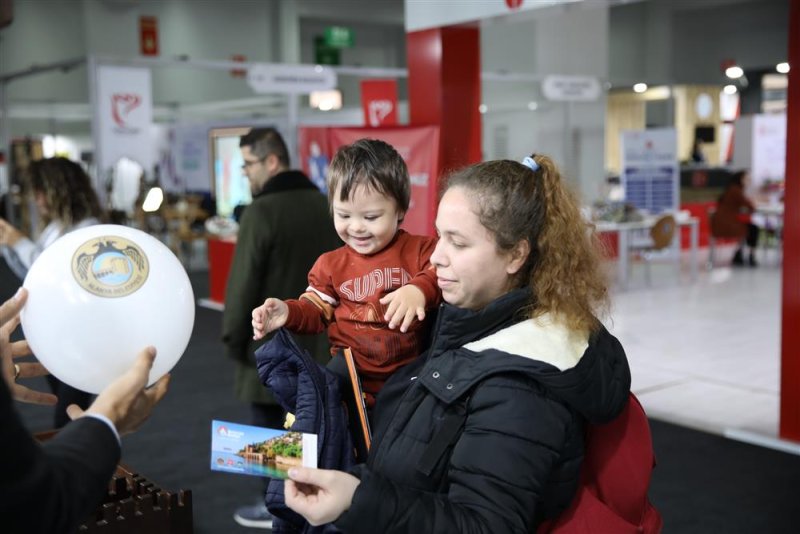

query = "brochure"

[
  {"left": 343, "top": 347, "right": 372, "bottom": 450},
  {"left": 210, "top": 420, "right": 317, "bottom": 479}
]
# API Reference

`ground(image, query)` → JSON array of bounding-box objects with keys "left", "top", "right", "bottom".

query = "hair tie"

[{"left": 522, "top": 156, "right": 539, "bottom": 172}]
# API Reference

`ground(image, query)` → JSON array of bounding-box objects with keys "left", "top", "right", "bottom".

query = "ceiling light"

[
  {"left": 527, "top": 101, "right": 538, "bottom": 111},
  {"left": 479, "top": 104, "right": 488, "bottom": 114},
  {"left": 777, "top": 62, "right": 790, "bottom": 74},
  {"left": 309, "top": 89, "right": 342, "bottom": 111},
  {"left": 725, "top": 66, "right": 744, "bottom": 79},
  {"left": 723, "top": 85, "right": 738, "bottom": 95},
  {"left": 633, "top": 83, "right": 648, "bottom": 93}
]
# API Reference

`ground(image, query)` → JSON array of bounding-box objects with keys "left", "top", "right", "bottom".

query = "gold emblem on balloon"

[{"left": 71, "top": 236, "right": 149, "bottom": 298}]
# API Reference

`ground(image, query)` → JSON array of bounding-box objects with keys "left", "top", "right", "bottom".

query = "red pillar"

[
  {"left": 407, "top": 25, "right": 482, "bottom": 181},
  {"left": 780, "top": 0, "right": 800, "bottom": 442}
]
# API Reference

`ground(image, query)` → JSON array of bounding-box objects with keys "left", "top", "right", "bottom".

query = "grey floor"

[{"left": 607, "top": 242, "right": 796, "bottom": 453}]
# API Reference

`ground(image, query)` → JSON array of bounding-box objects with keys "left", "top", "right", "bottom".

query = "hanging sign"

[
  {"left": 405, "top": 0, "right": 580, "bottom": 32},
  {"left": 542, "top": 75, "right": 601, "bottom": 102},
  {"left": 247, "top": 64, "right": 337, "bottom": 94},
  {"left": 139, "top": 16, "right": 159, "bottom": 56},
  {"left": 324, "top": 26, "right": 354, "bottom": 48}
]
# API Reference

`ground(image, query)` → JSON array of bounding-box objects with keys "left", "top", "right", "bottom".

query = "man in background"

[{"left": 221, "top": 127, "right": 339, "bottom": 529}]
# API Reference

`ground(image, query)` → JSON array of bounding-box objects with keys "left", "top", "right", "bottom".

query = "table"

[
  {"left": 594, "top": 216, "right": 699, "bottom": 291},
  {"left": 754, "top": 203, "right": 784, "bottom": 264},
  {"left": 755, "top": 203, "right": 784, "bottom": 217}
]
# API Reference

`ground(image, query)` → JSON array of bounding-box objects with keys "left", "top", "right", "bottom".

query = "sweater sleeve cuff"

[{"left": 284, "top": 299, "right": 304, "bottom": 330}]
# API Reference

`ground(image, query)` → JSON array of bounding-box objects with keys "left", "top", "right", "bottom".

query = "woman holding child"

[{"left": 283, "top": 154, "right": 632, "bottom": 532}]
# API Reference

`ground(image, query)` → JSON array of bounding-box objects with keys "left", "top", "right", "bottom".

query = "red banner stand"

[{"left": 207, "top": 236, "right": 236, "bottom": 306}]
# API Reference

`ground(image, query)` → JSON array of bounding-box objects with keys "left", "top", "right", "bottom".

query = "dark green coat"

[{"left": 221, "top": 170, "right": 340, "bottom": 404}]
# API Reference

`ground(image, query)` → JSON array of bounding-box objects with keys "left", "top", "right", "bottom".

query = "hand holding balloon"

[
  {"left": 68, "top": 346, "right": 170, "bottom": 436},
  {"left": 0, "top": 288, "right": 57, "bottom": 405}
]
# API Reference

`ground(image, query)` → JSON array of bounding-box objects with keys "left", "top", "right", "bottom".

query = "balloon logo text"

[{"left": 71, "top": 236, "right": 149, "bottom": 298}]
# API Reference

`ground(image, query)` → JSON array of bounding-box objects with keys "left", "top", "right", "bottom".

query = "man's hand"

[
  {"left": 379, "top": 284, "right": 426, "bottom": 333},
  {"left": 252, "top": 298, "right": 289, "bottom": 340},
  {"left": 285, "top": 467, "right": 361, "bottom": 526},
  {"left": 69, "top": 347, "right": 170, "bottom": 436},
  {"left": 0, "top": 288, "right": 57, "bottom": 405}
]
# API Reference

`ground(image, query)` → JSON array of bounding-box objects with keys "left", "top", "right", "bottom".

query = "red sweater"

[{"left": 284, "top": 230, "right": 439, "bottom": 402}]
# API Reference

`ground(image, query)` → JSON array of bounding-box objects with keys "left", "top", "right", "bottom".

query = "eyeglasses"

[{"left": 241, "top": 157, "right": 266, "bottom": 171}]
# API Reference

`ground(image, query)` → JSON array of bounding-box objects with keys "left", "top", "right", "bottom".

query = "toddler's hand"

[
  {"left": 252, "top": 298, "right": 289, "bottom": 340},
  {"left": 379, "top": 285, "right": 425, "bottom": 333}
]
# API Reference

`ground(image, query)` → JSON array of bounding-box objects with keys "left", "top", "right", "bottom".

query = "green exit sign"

[{"left": 324, "top": 26, "right": 354, "bottom": 48}]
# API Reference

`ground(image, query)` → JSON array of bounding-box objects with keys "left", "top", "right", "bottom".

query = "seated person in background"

[
  {"left": 252, "top": 139, "right": 439, "bottom": 408},
  {"left": 0, "top": 288, "right": 169, "bottom": 534},
  {"left": 711, "top": 170, "right": 759, "bottom": 267},
  {"left": 282, "top": 154, "right": 631, "bottom": 532},
  {"left": 0, "top": 157, "right": 105, "bottom": 427}
]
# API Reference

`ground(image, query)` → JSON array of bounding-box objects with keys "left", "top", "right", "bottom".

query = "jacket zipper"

[{"left": 368, "top": 304, "right": 448, "bottom": 470}]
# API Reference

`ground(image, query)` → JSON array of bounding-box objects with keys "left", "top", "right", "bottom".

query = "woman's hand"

[
  {"left": 69, "top": 347, "right": 170, "bottom": 436},
  {"left": 0, "top": 217, "right": 25, "bottom": 247},
  {"left": 380, "top": 284, "right": 426, "bottom": 332},
  {"left": 0, "top": 288, "right": 57, "bottom": 405},
  {"left": 285, "top": 467, "right": 361, "bottom": 526}
]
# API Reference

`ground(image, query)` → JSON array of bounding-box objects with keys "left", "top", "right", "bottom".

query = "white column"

[
  {"left": 533, "top": 3, "right": 609, "bottom": 204},
  {"left": 277, "top": 0, "right": 302, "bottom": 165}
]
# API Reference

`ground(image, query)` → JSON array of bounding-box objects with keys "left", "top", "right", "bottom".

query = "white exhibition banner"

[
  {"left": 732, "top": 113, "right": 786, "bottom": 192},
  {"left": 620, "top": 128, "right": 678, "bottom": 214},
  {"left": 247, "top": 63, "right": 337, "bottom": 94},
  {"left": 95, "top": 65, "right": 154, "bottom": 174},
  {"left": 405, "top": 0, "right": 582, "bottom": 32}
]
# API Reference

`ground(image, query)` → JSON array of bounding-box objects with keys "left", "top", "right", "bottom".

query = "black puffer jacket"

[{"left": 335, "top": 288, "right": 631, "bottom": 533}]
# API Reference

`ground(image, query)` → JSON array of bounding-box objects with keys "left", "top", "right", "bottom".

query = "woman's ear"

[{"left": 506, "top": 239, "right": 530, "bottom": 275}]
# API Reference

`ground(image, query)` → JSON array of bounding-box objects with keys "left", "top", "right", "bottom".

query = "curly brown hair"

[
  {"left": 27, "top": 157, "right": 103, "bottom": 227},
  {"left": 443, "top": 155, "right": 609, "bottom": 334}
]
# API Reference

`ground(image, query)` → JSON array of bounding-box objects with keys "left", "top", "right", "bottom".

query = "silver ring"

[{"left": 13, "top": 364, "right": 20, "bottom": 380}]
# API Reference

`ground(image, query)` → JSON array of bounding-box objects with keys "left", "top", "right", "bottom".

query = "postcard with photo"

[{"left": 210, "top": 420, "right": 318, "bottom": 479}]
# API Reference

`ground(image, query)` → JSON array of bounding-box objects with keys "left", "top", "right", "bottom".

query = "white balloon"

[{"left": 21, "top": 224, "right": 195, "bottom": 394}]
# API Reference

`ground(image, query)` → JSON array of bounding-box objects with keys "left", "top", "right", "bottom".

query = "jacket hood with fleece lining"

[{"left": 419, "top": 288, "right": 631, "bottom": 424}]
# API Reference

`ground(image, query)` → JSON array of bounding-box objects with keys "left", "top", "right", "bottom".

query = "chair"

[{"left": 629, "top": 215, "right": 676, "bottom": 286}]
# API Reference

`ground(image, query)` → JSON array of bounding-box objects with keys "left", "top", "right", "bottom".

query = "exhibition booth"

[{"left": 1, "top": 0, "right": 797, "bottom": 464}]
